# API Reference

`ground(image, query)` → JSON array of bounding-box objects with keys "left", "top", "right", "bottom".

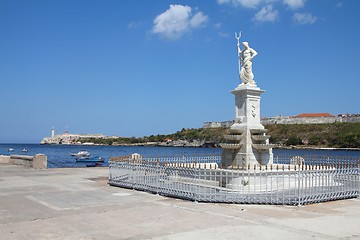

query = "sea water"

[{"left": 0, "top": 144, "right": 358, "bottom": 168}]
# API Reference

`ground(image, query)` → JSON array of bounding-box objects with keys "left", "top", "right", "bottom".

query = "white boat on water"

[
  {"left": 21, "top": 148, "right": 28, "bottom": 152},
  {"left": 70, "top": 150, "right": 90, "bottom": 158},
  {"left": 8, "top": 148, "right": 14, "bottom": 152}
]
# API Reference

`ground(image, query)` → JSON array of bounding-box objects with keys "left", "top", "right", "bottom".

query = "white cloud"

[
  {"left": 283, "top": 0, "right": 305, "bottom": 9},
  {"left": 293, "top": 12, "right": 317, "bottom": 24},
  {"left": 218, "top": 0, "right": 307, "bottom": 10},
  {"left": 335, "top": 1, "right": 343, "bottom": 8},
  {"left": 151, "top": 4, "right": 208, "bottom": 40},
  {"left": 217, "top": 0, "right": 264, "bottom": 9},
  {"left": 128, "top": 21, "right": 141, "bottom": 29},
  {"left": 218, "top": 0, "right": 316, "bottom": 26},
  {"left": 190, "top": 12, "right": 208, "bottom": 28},
  {"left": 214, "top": 23, "right": 222, "bottom": 29},
  {"left": 218, "top": 32, "right": 230, "bottom": 38},
  {"left": 252, "top": 5, "right": 279, "bottom": 23}
]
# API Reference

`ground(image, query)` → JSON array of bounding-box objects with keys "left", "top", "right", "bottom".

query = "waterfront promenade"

[{"left": 0, "top": 164, "right": 359, "bottom": 240}]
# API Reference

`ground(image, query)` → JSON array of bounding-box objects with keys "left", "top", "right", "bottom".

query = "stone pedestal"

[
  {"left": 232, "top": 84, "right": 264, "bottom": 128},
  {"left": 33, "top": 154, "right": 47, "bottom": 170},
  {"left": 221, "top": 84, "right": 273, "bottom": 168}
]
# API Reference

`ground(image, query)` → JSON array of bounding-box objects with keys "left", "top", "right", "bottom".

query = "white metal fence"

[{"left": 108, "top": 154, "right": 359, "bottom": 205}]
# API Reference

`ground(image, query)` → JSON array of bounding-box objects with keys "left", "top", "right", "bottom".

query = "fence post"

[
  {"left": 156, "top": 159, "right": 160, "bottom": 195},
  {"left": 358, "top": 160, "right": 360, "bottom": 199},
  {"left": 297, "top": 164, "right": 301, "bottom": 206},
  {"left": 195, "top": 165, "right": 200, "bottom": 203}
]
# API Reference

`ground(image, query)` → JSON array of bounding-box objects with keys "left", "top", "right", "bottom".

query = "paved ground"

[{"left": 0, "top": 164, "right": 359, "bottom": 240}]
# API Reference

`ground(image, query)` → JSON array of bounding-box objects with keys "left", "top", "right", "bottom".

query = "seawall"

[{"left": 0, "top": 154, "right": 47, "bottom": 169}]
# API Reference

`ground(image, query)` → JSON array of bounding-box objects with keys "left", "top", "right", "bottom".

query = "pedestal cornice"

[{"left": 231, "top": 84, "right": 265, "bottom": 95}]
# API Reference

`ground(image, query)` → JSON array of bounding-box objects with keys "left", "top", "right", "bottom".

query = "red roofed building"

[{"left": 294, "top": 113, "right": 334, "bottom": 118}]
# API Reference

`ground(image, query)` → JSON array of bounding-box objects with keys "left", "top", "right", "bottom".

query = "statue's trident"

[
  {"left": 235, "top": 31, "right": 242, "bottom": 80},
  {"left": 235, "top": 31, "right": 242, "bottom": 45}
]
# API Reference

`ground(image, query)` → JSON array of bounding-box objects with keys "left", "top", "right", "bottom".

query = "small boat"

[
  {"left": 75, "top": 157, "right": 105, "bottom": 163},
  {"left": 76, "top": 155, "right": 91, "bottom": 160},
  {"left": 86, "top": 162, "right": 103, "bottom": 167},
  {"left": 71, "top": 150, "right": 90, "bottom": 158},
  {"left": 8, "top": 148, "right": 14, "bottom": 152},
  {"left": 21, "top": 148, "right": 28, "bottom": 152}
]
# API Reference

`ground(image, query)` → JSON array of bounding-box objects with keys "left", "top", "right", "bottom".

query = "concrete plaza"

[{"left": 0, "top": 164, "right": 359, "bottom": 240}]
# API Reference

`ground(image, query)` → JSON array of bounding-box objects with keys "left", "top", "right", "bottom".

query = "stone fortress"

[
  {"left": 41, "top": 127, "right": 106, "bottom": 145},
  {"left": 204, "top": 113, "right": 360, "bottom": 128}
]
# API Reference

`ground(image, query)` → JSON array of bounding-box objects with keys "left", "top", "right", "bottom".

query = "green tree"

[
  {"left": 308, "top": 136, "right": 322, "bottom": 145},
  {"left": 286, "top": 136, "right": 302, "bottom": 146}
]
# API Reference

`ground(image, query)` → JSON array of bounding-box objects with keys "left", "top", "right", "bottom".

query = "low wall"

[
  {"left": 0, "top": 154, "right": 47, "bottom": 169},
  {"left": 262, "top": 115, "right": 360, "bottom": 125},
  {"left": 261, "top": 116, "right": 338, "bottom": 125},
  {"left": 203, "top": 121, "right": 234, "bottom": 128}
]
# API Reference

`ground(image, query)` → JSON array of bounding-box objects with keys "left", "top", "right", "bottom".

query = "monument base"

[{"left": 221, "top": 84, "right": 273, "bottom": 167}]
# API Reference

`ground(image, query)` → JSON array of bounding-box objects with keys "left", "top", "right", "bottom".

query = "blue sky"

[{"left": 1, "top": 0, "right": 359, "bottom": 143}]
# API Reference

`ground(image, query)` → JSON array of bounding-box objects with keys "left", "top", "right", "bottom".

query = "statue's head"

[{"left": 242, "top": 42, "right": 249, "bottom": 48}]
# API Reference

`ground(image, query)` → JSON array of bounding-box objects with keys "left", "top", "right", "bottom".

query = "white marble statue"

[{"left": 235, "top": 32, "right": 258, "bottom": 86}]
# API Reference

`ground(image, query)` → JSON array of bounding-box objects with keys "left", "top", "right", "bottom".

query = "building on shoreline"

[
  {"left": 203, "top": 120, "right": 234, "bottom": 129},
  {"left": 204, "top": 113, "right": 360, "bottom": 128}
]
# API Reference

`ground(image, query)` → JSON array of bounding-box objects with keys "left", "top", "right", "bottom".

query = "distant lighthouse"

[{"left": 51, "top": 127, "right": 55, "bottom": 139}]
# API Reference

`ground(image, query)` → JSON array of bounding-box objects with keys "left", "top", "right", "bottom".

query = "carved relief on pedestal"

[{"left": 251, "top": 103, "right": 256, "bottom": 118}]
